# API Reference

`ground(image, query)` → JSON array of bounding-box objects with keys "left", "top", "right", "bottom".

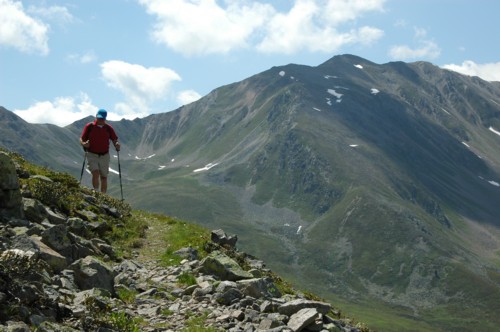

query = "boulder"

[
  {"left": 287, "top": 308, "right": 320, "bottom": 332},
  {"left": 69, "top": 256, "right": 115, "bottom": 294},
  {"left": 199, "top": 251, "right": 253, "bottom": 281},
  {"left": 0, "top": 152, "right": 23, "bottom": 219},
  {"left": 237, "top": 277, "right": 282, "bottom": 299},
  {"left": 211, "top": 229, "right": 238, "bottom": 248},
  {"left": 279, "top": 299, "right": 332, "bottom": 316},
  {"left": 22, "top": 198, "right": 48, "bottom": 223}
]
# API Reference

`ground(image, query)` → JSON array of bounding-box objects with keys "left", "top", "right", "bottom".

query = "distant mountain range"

[{"left": 2, "top": 54, "right": 500, "bottom": 331}]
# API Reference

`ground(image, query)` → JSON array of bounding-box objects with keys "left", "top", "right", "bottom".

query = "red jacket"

[{"left": 80, "top": 120, "right": 118, "bottom": 154}]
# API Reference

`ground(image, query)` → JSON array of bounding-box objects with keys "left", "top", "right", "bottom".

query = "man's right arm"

[{"left": 80, "top": 125, "right": 90, "bottom": 149}]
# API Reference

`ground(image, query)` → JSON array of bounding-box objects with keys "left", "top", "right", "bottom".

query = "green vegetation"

[
  {"left": 80, "top": 293, "right": 143, "bottom": 332},
  {"left": 181, "top": 312, "right": 223, "bottom": 332},
  {"left": 107, "top": 311, "right": 143, "bottom": 332},
  {"left": 177, "top": 271, "right": 197, "bottom": 286},
  {"left": 115, "top": 287, "right": 138, "bottom": 304}
]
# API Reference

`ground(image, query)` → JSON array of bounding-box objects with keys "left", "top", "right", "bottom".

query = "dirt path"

[{"left": 134, "top": 214, "right": 170, "bottom": 263}]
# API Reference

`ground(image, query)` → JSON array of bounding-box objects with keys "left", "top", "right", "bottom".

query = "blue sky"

[{"left": 1, "top": 0, "right": 499, "bottom": 127}]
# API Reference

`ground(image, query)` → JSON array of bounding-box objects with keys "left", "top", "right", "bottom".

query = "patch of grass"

[
  {"left": 116, "top": 287, "right": 138, "bottom": 304},
  {"left": 159, "top": 217, "right": 211, "bottom": 266},
  {"left": 107, "top": 211, "right": 148, "bottom": 258},
  {"left": 108, "top": 311, "right": 143, "bottom": 332},
  {"left": 177, "top": 271, "right": 197, "bottom": 286},
  {"left": 181, "top": 312, "right": 222, "bottom": 332},
  {"left": 161, "top": 309, "right": 174, "bottom": 316}
]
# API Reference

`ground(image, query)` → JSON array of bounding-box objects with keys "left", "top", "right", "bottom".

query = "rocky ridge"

[{"left": 0, "top": 150, "right": 367, "bottom": 332}]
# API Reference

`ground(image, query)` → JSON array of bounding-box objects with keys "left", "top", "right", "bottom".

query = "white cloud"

[
  {"left": 27, "top": 4, "right": 74, "bottom": 25},
  {"left": 322, "top": 0, "right": 386, "bottom": 24},
  {"left": 67, "top": 50, "right": 97, "bottom": 64},
  {"left": 114, "top": 102, "right": 149, "bottom": 120},
  {"left": 388, "top": 40, "right": 440, "bottom": 60},
  {"left": 259, "top": 0, "right": 385, "bottom": 54},
  {"left": 139, "top": 0, "right": 274, "bottom": 56},
  {"left": 177, "top": 90, "right": 202, "bottom": 106},
  {"left": 100, "top": 60, "right": 182, "bottom": 113},
  {"left": 0, "top": 0, "right": 49, "bottom": 55},
  {"left": 388, "top": 25, "right": 440, "bottom": 60},
  {"left": 13, "top": 93, "right": 97, "bottom": 127},
  {"left": 442, "top": 61, "right": 500, "bottom": 82},
  {"left": 139, "top": 0, "right": 386, "bottom": 56}
]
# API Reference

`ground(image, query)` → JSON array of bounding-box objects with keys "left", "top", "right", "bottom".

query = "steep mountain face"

[
  {"left": 0, "top": 106, "right": 84, "bottom": 171},
  {"left": 2, "top": 54, "right": 500, "bottom": 331}
]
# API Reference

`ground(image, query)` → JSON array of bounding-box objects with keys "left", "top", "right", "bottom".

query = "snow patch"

[
  {"left": 441, "top": 108, "right": 451, "bottom": 115},
  {"left": 488, "top": 180, "right": 499, "bottom": 187},
  {"left": 193, "top": 163, "right": 219, "bottom": 173},
  {"left": 324, "top": 75, "right": 338, "bottom": 79},
  {"left": 327, "top": 89, "right": 343, "bottom": 99},
  {"left": 371, "top": 88, "right": 380, "bottom": 95},
  {"left": 326, "top": 98, "right": 332, "bottom": 106},
  {"left": 158, "top": 165, "right": 166, "bottom": 170},
  {"left": 354, "top": 64, "right": 363, "bottom": 69},
  {"left": 313, "top": 107, "right": 322, "bottom": 112},
  {"left": 462, "top": 142, "right": 470, "bottom": 148},
  {"left": 296, "top": 225, "right": 302, "bottom": 234},
  {"left": 109, "top": 168, "right": 119, "bottom": 175},
  {"left": 135, "top": 154, "right": 156, "bottom": 160},
  {"left": 279, "top": 71, "right": 285, "bottom": 77},
  {"left": 490, "top": 98, "right": 500, "bottom": 107},
  {"left": 349, "top": 144, "right": 359, "bottom": 147},
  {"left": 489, "top": 126, "right": 500, "bottom": 136}
]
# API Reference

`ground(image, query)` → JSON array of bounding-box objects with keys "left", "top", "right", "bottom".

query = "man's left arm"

[
  {"left": 113, "top": 140, "right": 120, "bottom": 151},
  {"left": 110, "top": 126, "right": 120, "bottom": 151}
]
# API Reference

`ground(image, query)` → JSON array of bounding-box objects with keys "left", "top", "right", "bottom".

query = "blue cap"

[{"left": 96, "top": 109, "right": 107, "bottom": 119}]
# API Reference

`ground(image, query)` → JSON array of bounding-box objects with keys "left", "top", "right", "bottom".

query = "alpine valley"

[{"left": 2, "top": 54, "right": 500, "bottom": 331}]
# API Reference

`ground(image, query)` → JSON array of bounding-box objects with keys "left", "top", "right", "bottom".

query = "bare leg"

[
  {"left": 100, "top": 176, "right": 108, "bottom": 193},
  {"left": 92, "top": 170, "right": 100, "bottom": 191}
]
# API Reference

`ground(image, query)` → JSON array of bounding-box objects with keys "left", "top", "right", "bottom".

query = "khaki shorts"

[{"left": 87, "top": 152, "right": 110, "bottom": 177}]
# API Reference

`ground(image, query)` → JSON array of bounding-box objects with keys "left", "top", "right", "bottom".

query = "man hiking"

[{"left": 79, "top": 109, "right": 120, "bottom": 193}]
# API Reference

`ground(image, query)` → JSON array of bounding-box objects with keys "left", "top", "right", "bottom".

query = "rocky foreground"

[{"left": 0, "top": 151, "right": 367, "bottom": 332}]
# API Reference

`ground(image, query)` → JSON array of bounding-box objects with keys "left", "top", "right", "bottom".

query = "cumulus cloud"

[
  {"left": 139, "top": 0, "right": 386, "bottom": 56},
  {"left": 13, "top": 93, "right": 98, "bottom": 127},
  {"left": 177, "top": 90, "right": 202, "bottom": 106},
  {"left": 0, "top": 0, "right": 49, "bottom": 55},
  {"left": 100, "top": 60, "right": 182, "bottom": 114},
  {"left": 139, "top": 0, "right": 274, "bottom": 56},
  {"left": 442, "top": 61, "right": 500, "bottom": 82},
  {"left": 388, "top": 40, "right": 440, "bottom": 60}
]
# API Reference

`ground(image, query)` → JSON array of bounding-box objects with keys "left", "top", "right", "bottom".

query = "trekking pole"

[
  {"left": 117, "top": 150, "right": 124, "bottom": 201},
  {"left": 79, "top": 149, "right": 87, "bottom": 184}
]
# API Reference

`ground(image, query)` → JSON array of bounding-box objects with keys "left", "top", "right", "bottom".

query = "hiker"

[{"left": 79, "top": 109, "right": 120, "bottom": 193}]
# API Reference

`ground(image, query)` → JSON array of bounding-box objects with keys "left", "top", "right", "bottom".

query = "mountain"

[
  {"left": 2, "top": 54, "right": 500, "bottom": 331},
  {"left": 0, "top": 106, "right": 84, "bottom": 171}
]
